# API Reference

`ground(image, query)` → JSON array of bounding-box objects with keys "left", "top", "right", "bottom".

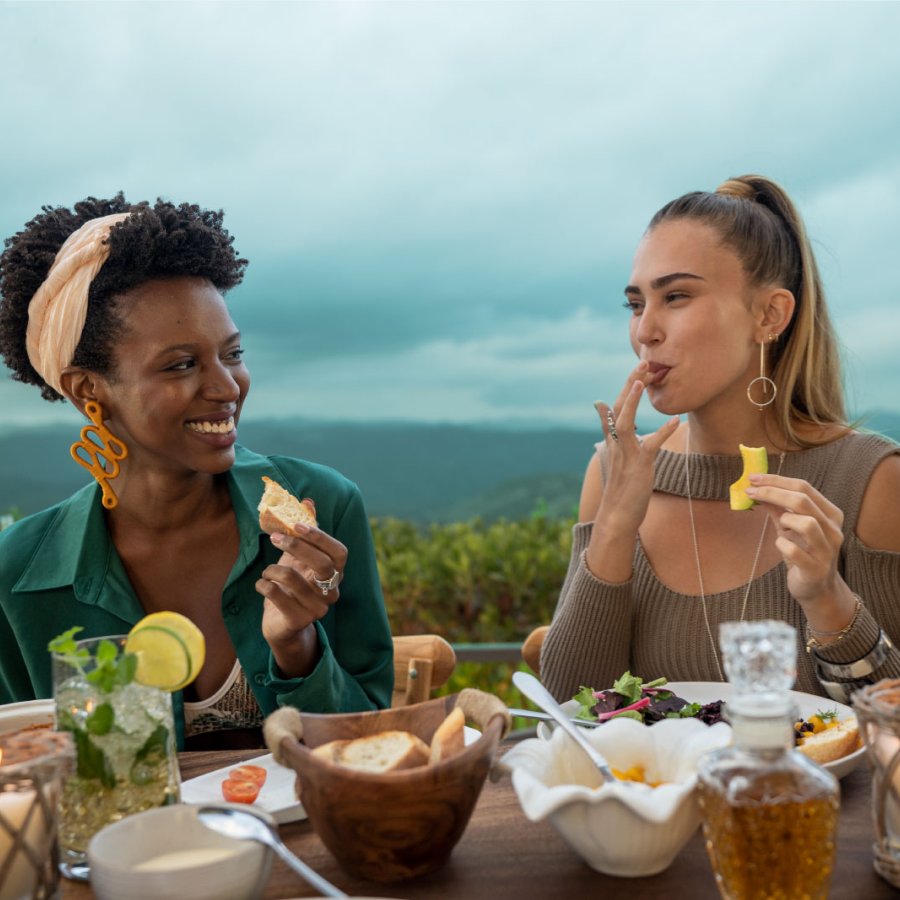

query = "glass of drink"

[
  {"left": 853, "top": 678, "right": 900, "bottom": 887},
  {"left": 51, "top": 634, "right": 180, "bottom": 880}
]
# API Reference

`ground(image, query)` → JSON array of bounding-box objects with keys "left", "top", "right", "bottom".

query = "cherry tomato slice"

[
  {"left": 229, "top": 764, "right": 268, "bottom": 786},
  {"left": 221, "top": 778, "right": 261, "bottom": 804}
]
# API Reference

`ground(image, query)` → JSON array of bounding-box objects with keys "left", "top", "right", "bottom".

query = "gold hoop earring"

[
  {"left": 747, "top": 334, "right": 777, "bottom": 409},
  {"left": 70, "top": 400, "right": 129, "bottom": 509}
]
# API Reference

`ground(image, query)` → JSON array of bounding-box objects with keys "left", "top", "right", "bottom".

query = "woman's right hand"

[{"left": 586, "top": 363, "right": 679, "bottom": 579}]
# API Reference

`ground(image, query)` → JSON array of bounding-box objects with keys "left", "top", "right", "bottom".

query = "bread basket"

[{"left": 264, "top": 690, "right": 508, "bottom": 882}]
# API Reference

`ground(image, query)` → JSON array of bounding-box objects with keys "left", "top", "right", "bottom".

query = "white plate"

[
  {"left": 541, "top": 682, "right": 865, "bottom": 780},
  {"left": 0, "top": 698, "right": 54, "bottom": 734},
  {"left": 180, "top": 727, "right": 480, "bottom": 824},
  {"left": 180, "top": 753, "right": 306, "bottom": 824}
]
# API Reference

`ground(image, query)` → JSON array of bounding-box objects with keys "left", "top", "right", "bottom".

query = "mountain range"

[{"left": 2, "top": 411, "right": 898, "bottom": 523}]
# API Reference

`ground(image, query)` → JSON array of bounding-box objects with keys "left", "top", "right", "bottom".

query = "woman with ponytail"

[{"left": 542, "top": 175, "right": 900, "bottom": 702}]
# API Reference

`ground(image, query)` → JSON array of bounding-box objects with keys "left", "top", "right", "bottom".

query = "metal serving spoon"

[
  {"left": 512, "top": 671, "right": 617, "bottom": 785},
  {"left": 507, "top": 707, "right": 601, "bottom": 728},
  {"left": 197, "top": 805, "right": 348, "bottom": 898}
]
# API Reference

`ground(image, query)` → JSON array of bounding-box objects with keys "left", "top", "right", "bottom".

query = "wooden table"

[{"left": 62, "top": 746, "right": 894, "bottom": 900}]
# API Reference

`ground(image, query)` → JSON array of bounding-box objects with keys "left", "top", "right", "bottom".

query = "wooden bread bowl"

[{"left": 264, "top": 690, "right": 509, "bottom": 882}]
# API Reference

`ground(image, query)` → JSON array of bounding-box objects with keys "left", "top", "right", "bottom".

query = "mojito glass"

[{"left": 52, "top": 635, "right": 180, "bottom": 880}]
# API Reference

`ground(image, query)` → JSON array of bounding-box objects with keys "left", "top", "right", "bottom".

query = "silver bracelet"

[
  {"left": 814, "top": 630, "right": 895, "bottom": 702},
  {"left": 816, "top": 676, "right": 863, "bottom": 705}
]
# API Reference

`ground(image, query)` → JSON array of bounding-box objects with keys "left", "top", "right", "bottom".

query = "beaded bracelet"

[{"left": 804, "top": 595, "right": 863, "bottom": 654}]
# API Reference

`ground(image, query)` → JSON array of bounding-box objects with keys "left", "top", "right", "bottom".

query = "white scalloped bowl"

[{"left": 501, "top": 716, "right": 732, "bottom": 877}]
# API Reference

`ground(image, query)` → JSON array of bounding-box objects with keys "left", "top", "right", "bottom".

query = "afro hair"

[{"left": 0, "top": 193, "right": 248, "bottom": 402}]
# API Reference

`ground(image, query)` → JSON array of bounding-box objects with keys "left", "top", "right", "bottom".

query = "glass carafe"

[{"left": 697, "top": 620, "right": 839, "bottom": 900}]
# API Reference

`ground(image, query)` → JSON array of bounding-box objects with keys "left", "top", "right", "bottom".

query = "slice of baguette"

[
  {"left": 258, "top": 476, "right": 317, "bottom": 534},
  {"left": 797, "top": 717, "right": 860, "bottom": 765},
  {"left": 429, "top": 707, "right": 466, "bottom": 764},
  {"left": 312, "top": 731, "right": 430, "bottom": 773}
]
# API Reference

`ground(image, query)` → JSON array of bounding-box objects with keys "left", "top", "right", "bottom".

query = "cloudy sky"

[{"left": 2, "top": 1, "right": 899, "bottom": 431}]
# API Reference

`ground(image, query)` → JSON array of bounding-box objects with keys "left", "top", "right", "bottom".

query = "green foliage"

[
  {"left": 372, "top": 510, "right": 574, "bottom": 644},
  {"left": 372, "top": 509, "right": 574, "bottom": 712}
]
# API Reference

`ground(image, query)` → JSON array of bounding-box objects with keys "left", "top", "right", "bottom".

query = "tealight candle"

[
  {"left": 0, "top": 785, "right": 42, "bottom": 900},
  {"left": 0, "top": 730, "right": 73, "bottom": 900}
]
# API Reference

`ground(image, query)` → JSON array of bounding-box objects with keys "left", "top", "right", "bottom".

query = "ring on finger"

[
  {"left": 606, "top": 411, "right": 619, "bottom": 442},
  {"left": 312, "top": 568, "right": 341, "bottom": 595}
]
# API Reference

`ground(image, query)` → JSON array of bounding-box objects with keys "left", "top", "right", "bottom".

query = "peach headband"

[{"left": 25, "top": 212, "right": 130, "bottom": 396}]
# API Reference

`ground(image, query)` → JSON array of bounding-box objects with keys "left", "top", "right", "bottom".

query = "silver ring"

[
  {"left": 312, "top": 568, "right": 341, "bottom": 595},
  {"left": 606, "top": 411, "right": 619, "bottom": 442}
]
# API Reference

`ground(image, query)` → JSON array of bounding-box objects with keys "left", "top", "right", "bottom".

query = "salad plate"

[
  {"left": 0, "top": 698, "right": 54, "bottom": 734},
  {"left": 540, "top": 681, "right": 864, "bottom": 780}
]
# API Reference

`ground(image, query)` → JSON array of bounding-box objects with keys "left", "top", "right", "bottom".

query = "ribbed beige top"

[{"left": 541, "top": 431, "right": 900, "bottom": 701}]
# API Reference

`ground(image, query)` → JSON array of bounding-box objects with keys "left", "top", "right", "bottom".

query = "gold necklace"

[{"left": 684, "top": 433, "right": 786, "bottom": 680}]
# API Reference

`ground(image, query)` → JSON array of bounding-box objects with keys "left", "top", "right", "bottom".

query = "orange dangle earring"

[
  {"left": 747, "top": 333, "right": 778, "bottom": 409},
  {"left": 69, "top": 400, "right": 128, "bottom": 509}
]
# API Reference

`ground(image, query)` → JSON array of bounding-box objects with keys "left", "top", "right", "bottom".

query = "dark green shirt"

[{"left": 0, "top": 445, "right": 393, "bottom": 747}]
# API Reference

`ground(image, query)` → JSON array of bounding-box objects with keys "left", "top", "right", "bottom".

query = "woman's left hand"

[
  {"left": 745, "top": 473, "right": 845, "bottom": 606},
  {"left": 256, "top": 523, "right": 349, "bottom": 648}
]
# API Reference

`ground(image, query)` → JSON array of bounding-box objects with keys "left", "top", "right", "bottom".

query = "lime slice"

[{"left": 125, "top": 612, "right": 206, "bottom": 692}]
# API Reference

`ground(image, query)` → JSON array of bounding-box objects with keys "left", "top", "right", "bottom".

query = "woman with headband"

[
  {"left": 0, "top": 195, "right": 393, "bottom": 748},
  {"left": 541, "top": 175, "right": 900, "bottom": 703}
]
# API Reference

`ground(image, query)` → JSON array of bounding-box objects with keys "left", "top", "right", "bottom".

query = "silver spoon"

[
  {"left": 197, "top": 805, "right": 348, "bottom": 898},
  {"left": 507, "top": 707, "right": 601, "bottom": 728},
  {"left": 512, "top": 671, "right": 617, "bottom": 785}
]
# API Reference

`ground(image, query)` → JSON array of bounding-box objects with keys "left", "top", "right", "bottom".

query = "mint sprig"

[
  {"left": 48, "top": 626, "right": 90, "bottom": 667},
  {"left": 48, "top": 627, "right": 137, "bottom": 694},
  {"left": 57, "top": 706, "right": 117, "bottom": 789}
]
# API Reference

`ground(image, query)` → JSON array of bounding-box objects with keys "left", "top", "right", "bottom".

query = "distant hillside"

[
  {"left": 2, "top": 410, "right": 897, "bottom": 523},
  {"left": 0, "top": 419, "right": 596, "bottom": 523}
]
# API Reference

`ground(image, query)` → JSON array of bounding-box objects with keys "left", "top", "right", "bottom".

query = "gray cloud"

[{"left": 1, "top": 1, "right": 899, "bottom": 427}]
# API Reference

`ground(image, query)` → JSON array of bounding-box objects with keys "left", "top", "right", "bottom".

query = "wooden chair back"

[
  {"left": 521, "top": 625, "right": 549, "bottom": 678},
  {"left": 392, "top": 635, "right": 457, "bottom": 707}
]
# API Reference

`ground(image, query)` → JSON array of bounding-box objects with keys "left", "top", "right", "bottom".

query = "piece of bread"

[
  {"left": 797, "top": 717, "right": 860, "bottom": 765},
  {"left": 311, "top": 731, "right": 430, "bottom": 773},
  {"left": 429, "top": 707, "right": 466, "bottom": 764},
  {"left": 258, "top": 476, "right": 317, "bottom": 534}
]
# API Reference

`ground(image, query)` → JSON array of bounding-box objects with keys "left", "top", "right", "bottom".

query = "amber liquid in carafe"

[
  {"left": 698, "top": 766, "right": 839, "bottom": 900},
  {"left": 699, "top": 620, "right": 840, "bottom": 900}
]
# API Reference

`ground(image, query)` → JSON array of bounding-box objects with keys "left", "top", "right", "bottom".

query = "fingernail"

[
  {"left": 745, "top": 487, "right": 758, "bottom": 496},
  {"left": 632, "top": 381, "right": 643, "bottom": 393},
  {"left": 293, "top": 523, "right": 310, "bottom": 535},
  {"left": 748, "top": 474, "right": 763, "bottom": 484},
  {"left": 593, "top": 401, "right": 604, "bottom": 416},
  {"left": 271, "top": 533, "right": 284, "bottom": 545}
]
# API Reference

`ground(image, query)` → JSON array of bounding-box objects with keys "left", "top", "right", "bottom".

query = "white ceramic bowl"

[
  {"left": 0, "top": 698, "right": 54, "bottom": 734},
  {"left": 501, "top": 716, "right": 732, "bottom": 877},
  {"left": 88, "top": 803, "right": 273, "bottom": 900}
]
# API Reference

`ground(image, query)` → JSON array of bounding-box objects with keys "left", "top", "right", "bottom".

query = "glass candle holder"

[
  {"left": 0, "top": 729, "right": 73, "bottom": 900},
  {"left": 852, "top": 678, "right": 900, "bottom": 887}
]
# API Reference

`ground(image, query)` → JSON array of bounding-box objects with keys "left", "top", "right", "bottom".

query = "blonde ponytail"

[{"left": 649, "top": 174, "right": 846, "bottom": 447}]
